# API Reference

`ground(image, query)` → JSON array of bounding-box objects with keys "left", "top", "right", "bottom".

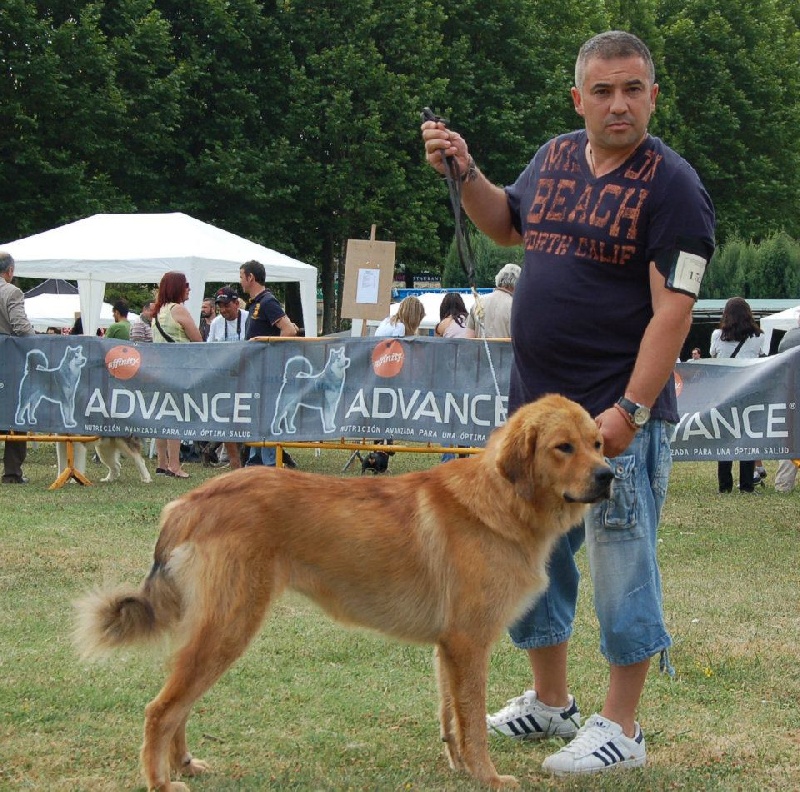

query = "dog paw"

[
  {"left": 491, "top": 775, "right": 519, "bottom": 789},
  {"left": 179, "top": 757, "right": 210, "bottom": 777}
]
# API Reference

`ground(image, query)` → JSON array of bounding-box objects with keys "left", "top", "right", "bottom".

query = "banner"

[{"left": 1, "top": 335, "right": 798, "bottom": 460}]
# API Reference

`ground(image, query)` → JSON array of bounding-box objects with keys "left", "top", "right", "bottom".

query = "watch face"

[{"left": 633, "top": 406, "right": 650, "bottom": 426}]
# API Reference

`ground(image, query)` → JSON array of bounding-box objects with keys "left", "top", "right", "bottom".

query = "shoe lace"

[
  {"left": 562, "top": 718, "right": 617, "bottom": 755},
  {"left": 495, "top": 692, "right": 536, "bottom": 718}
]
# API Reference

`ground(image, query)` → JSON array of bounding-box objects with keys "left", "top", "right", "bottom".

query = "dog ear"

[{"left": 495, "top": 416, "right": 537, "bottom": 502}]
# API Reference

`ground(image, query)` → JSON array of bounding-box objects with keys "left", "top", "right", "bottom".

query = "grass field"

[{"left": 1, "top": 443, "right": 798, "bottom": 791}]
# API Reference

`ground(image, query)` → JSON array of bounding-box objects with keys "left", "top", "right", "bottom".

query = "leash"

[
  {"left": 421, "top": 107, "right": 478, "bottom": 290},
  {"left": 422, "top": 107, "right": 501, "bottom": 400}
]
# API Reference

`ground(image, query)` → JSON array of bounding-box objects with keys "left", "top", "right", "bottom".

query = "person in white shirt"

[
  {"left": 207, "top": 287, "right": 247, "bottom": 342},
  {"left": 709, "top": 297, "right": 764, "bottom": 493},
  {"left": 374, "top": 296, "right": 425, "bottom": 338},
  {"left": 206, "top": 287, "right": 247, "bottom": 468}
]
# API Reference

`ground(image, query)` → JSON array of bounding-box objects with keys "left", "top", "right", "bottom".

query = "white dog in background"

[{"left": 94, "top": 437, "right": 152, "bottom": 483}]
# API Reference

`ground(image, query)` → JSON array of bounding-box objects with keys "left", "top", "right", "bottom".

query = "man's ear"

[{"left": 571, "top": 86, "right": 585, "bottom": 118}]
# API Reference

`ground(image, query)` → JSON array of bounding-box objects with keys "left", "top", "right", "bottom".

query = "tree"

[
  {"left": 658, "top": 0, "right": 800, "bottom": 243},
  {"left": 272, "top": 0, "right": 448, "bottom": 332},
  {"left": 441, "top": 228, "right": 523, "bottom": 288}
]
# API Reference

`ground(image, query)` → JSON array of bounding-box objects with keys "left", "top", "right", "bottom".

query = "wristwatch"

[{"left": 616, "top": 397, "right": 651, "bottom": 428}]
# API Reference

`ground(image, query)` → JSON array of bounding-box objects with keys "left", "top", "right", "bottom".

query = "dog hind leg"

[
  {"left": 121, "top": 442, "right": 153, "bottom": 483},
  {"left": 96, "top": 444, "right": 121, "bottom": 482},
  {"left": 141, "top": 555, "right": 281, "bottom": 790},
  {"left": 436, "top": 635, "right": 518, "bottom": 789}
]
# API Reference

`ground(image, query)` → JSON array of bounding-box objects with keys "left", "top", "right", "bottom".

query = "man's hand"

[
  {"left": 595, "top": 405, "right": 638, "bottom": 459},
  {"left": 421, "top": 120, "right": 471, "bottom": 177}
]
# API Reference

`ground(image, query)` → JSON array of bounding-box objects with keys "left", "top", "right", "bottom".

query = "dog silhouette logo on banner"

[
  {"left": 15, "top": 345, "right": 88, "bottom": 428},
  {"left": 271, "top": 346, "right": 351, "bottom": 434}
]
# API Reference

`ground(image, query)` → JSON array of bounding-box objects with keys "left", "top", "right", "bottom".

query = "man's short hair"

[
  {"left": 575, "top": 31, "right": 655, "bottom": 89},
  {"left": 495, "top": 263, "right": 521, "bottom": 290},
  {"left": 0, "top": 252, "right": 14, "bottom": 275},
  {"left": 112, "top": 299, "right": 129, "bottom": 317},
  {"left": 241, "top": 259, "right": 266, "bottom": 286}
]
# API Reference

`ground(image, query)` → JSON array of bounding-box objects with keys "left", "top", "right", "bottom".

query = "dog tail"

[
  {"left": 25, "top": 349, "right": 48, "bottom": 372},
  {"left": 73, "top": 564, "right": 183, "bottom": 660},
  {"left": 284, "top": 355, "right": 313, "bottom": 380}
]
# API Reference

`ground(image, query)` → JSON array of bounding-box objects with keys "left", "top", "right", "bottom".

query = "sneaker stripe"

[
  {"left": 592, "top": 750, "right": 613, "bottom": 767},
  {"left": 593, "top": 741, "right": 625, "bottom": 765},
  {"left": 505, "top": 720, "right": 524, "bottom": 737},
  {"left": 523, "top": 715, "right": 545, "bottom": 733}
]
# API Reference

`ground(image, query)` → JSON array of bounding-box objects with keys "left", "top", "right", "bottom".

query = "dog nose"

[{"left": 596, "top": 466, "right": 614, "bottom": 490}]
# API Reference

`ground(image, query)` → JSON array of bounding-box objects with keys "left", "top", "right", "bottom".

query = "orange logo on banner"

[
  {"left": 674, "top": 370, "right": 683, "bottom": 397},
  {"left": 105, "top": 346, "right": 142, "bottom": 380},
  {"left": 371, "top": 340, "right": 405, "bottom": 378}
]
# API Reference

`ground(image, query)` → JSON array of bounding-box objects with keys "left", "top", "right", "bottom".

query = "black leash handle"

[{"left": 421, "top": 107, "right": 477, "bottom": 289}]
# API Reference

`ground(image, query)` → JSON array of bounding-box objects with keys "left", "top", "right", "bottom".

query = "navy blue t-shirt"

[
  {"left": 245, "top": 288, "right": 286, "bottom": 339},
  {"left": 506, "top": 131, "right": 715, "bottom": 421}
]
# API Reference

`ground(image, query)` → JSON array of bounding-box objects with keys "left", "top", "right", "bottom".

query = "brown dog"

[{"left": 74, "top": 394, "right": 613, "bottom": 790}]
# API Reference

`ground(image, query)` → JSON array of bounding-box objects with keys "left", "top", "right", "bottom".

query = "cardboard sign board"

[{"left": 341, "top": 226, "right": 396, "bottom": 323}]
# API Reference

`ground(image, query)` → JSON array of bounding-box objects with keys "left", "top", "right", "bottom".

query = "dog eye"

[
  {"left": 556, "top": 442, "right": 574, "bottom": 454},
  {"left": 595, "top": 440, "right": 603, "bottom": 451}
]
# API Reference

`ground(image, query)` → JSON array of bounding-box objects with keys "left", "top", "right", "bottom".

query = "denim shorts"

[{"left": 508, "top": 420, "right": 673, "bottom": 666}]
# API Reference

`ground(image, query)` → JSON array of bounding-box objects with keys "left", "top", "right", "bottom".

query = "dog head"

[
  {"left": 66, "top": 345, "right": 88, "bottom": 372},
  {"left": 492, "top": 394, "right": 613, "bottom": 505}
]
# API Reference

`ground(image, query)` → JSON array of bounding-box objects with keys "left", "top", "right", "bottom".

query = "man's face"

[
  {"left": 218, "top": 300, "right": 239, "bottom": 320},
  {"left": 239, "top": 268, "right": 254, "bottom": 295},
  {"left": 140, "top": 305, "right": 153, "bottom": 322},
  {"left": 571, "top": 55, "right": 658, "bottom": 154},
  {"left": 201, "top": 299, "right": 214, "bottom": 318}
]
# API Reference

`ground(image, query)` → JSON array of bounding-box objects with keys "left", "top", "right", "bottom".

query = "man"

[
  {"left": 129, "top": 300, "right": 154, "bottom": 343},
  {"left": 239, "top": 259, "right": 299, "bottom": 338},
  {"left": 205, "top": 287, "right": 248, "bottom": 469},
  {"left": 239, "top": 260, "right": 298, "bottom": 467},
  {"left": 467, "top": 262, "right": 521, "bottom": 338},
  {"left": 0, "top": 252, "right": 36, "bottom": 483},
  {"left": 423, "top": 31, "right": 715, "bottom": 775},
  {"left": 106, "top": 299, "right": 131, "bottom": 340},
  {"left": 198, "top": 297, "right": 214, "bottom": 341},
  {"left": 774, "top": 315, "right": 800, "bottom": 493},
  {"left": 207, "top": 287, "right": 247, "bottom": 343}
]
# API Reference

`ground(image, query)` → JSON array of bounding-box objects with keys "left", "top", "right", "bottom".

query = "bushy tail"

[{"left": 73, "top": 569, "right": 182, "bottom": 660}]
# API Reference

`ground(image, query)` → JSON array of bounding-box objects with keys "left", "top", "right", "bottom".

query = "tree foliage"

[{"left": 1, "top": 0, "right": 799, "bottom": 332}]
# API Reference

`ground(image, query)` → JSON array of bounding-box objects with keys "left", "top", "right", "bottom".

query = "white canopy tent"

[
  {"left": 23, "top": 292, "right": 138, "bottom": 333},
  {"left": 3, "top": 213, "right": 318, "bottom": 336},
  {"left": 760, "top": 304, "right": 800, "bottom": 352}
]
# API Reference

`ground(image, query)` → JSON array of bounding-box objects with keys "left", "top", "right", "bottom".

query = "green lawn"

[{"left": 0, "top": 445, "right": 797, "bottom": 791}]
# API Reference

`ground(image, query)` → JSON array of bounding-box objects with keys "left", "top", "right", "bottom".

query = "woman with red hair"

[{"left": 152, "top": 271, "right": 203, "bottom": 478}]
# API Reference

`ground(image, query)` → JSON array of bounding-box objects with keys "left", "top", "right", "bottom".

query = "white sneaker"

[
  {"left": 486, "top": 690, "right": 580, "bottom": 740},
  {"left": 542, "top": 713, "right": 646, "bottom": 775}
]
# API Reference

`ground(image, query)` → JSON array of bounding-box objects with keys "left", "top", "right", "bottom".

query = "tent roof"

[
  {"left": 24, "top": 278, "right": 79, "bottom": 297},
  {"left": 3, "top": 212, "right": 318, "bottom": 335}
]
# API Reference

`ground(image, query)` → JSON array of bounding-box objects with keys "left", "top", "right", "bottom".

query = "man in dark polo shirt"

[
  {"left": 239, "top": 259, "right": 298, "bottom": 468},
  {"left": 239, "top": 260, "right": 298, "bottom": 339}
]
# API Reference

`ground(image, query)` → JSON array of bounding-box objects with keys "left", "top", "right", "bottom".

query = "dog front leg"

[
  {"left": 434, "top": 645, "right": 463, "bottom": 772},
  {"left": 437, "top": 635, "right": 518, "bottom": 789}
]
